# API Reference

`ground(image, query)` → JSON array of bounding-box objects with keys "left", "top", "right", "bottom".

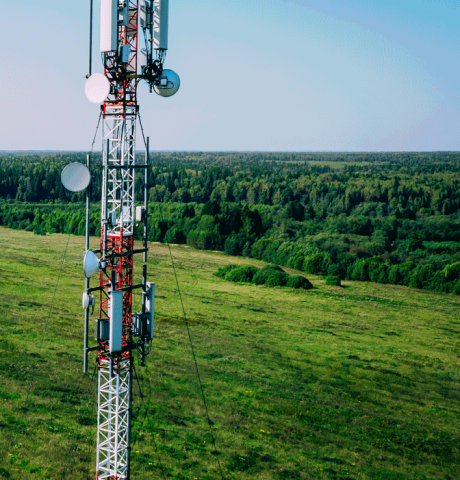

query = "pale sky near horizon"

[{"left": 1, "top": 0, "right": 459, "bottom": 151}]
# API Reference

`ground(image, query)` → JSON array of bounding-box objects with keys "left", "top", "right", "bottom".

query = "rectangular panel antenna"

[
  {"left": 146, "top": 282, "right": 155, "bottom": 340},
  {"left": 100, "top": 0, "right": 119, "bottom": 52},
  {"left": 154, "top": 0, "right": 169, "bottom": 50},
  {"left": 109, "top": 290, "right": 123, "bottom": 352}
]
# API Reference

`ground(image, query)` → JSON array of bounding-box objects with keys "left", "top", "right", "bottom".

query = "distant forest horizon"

[
  {"left": 1, "top": 150, "right": 460, "bottom": 295},
  {"left": 1, "top": 150, "right": 459, "bottom": 154}
]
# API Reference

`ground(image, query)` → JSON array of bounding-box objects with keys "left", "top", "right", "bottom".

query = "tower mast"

[
  {"left": 60, "top": 1, "right": 180, "bottom": 478},
  {"left": 96, "top": 2, "right": 138, "bottom": 477}
]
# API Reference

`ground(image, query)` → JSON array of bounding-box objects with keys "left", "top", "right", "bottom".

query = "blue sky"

[{"left": 1, "top": 0, "right": 459, "bottom": 151}]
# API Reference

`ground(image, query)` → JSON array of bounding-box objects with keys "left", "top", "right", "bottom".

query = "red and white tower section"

[{"left": 62, "top": 1, "right": 180, "bottom": 479}]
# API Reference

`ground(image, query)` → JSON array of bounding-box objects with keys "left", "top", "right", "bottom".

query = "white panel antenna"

[
  {"left": 135, "top": 206, "right": 145, "bottom": 222},
  {"left": 61, "top": 162, "right": 91, "bottom": 192},
  {"left": 146, "top": 282, "right": 155, "bottom": 340},
  {"left": 109, "top": 290, "right": 123, "bottom": 353},
  {"left": 154, "top": 0, "right": 169, "bottom": 50},
  {"left": 100, "top": 0, "right": 119, "bottom": 52}
]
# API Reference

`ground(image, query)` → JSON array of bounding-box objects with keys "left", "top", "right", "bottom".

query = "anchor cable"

[
  {"left": 163, "top": 233, "right": 227, "bottom": 480},
  {"left": 138, "top": 112, "right": 226, "bottom": 480}
]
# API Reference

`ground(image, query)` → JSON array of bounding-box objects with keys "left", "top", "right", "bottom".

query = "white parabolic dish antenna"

[
  {"left": 154, "top": 69, "right": 180, "bottom": 97},
  {"left": 85, "top": 73, "right": 111, "bottom": 103},
  {"left": 83, "top": 250, "right": 100, "bottom": 278},
  {"left": 61, "top": 162, "right": 91, "bottom": 192}
]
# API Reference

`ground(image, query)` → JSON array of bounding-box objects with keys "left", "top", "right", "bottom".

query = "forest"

[{"left": 1, "top": 151, "right": 460, "bottom": 294}]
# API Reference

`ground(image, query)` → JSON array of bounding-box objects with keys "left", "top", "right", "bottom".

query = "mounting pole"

[
  {"left": 141, "top": 264, "right": 147, "bottom": 367},
  {"left": 88, "top": 0, "right": 93, "bottom": 76},
  {"left": 103, "top": 139, "right": 109, "bottom": 262},
  {"left": 84, "top": 154, "right": 91, "bottom": 373},
  {"left": 143, "top": 137, "right": 149, "bottom": 263}
]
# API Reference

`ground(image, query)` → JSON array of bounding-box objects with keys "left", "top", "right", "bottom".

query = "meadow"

[{"left": 0, "top": 226, "right": 459, "bottom": 479}]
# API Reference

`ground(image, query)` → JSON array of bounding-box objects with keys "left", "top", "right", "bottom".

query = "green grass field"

[{"left": 0, "top": 226, "right": 459, "bottom": 480}]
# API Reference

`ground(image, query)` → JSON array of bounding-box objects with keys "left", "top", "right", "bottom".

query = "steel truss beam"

[
  {"left": 102, "top": 111, "right": 137, "bottom": 238},
  {"left": 96, "top": 359, "right": 131, "bottom": 479}
]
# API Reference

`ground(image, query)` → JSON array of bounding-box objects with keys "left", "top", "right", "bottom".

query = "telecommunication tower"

[{"left": 61, "top": 1, "right": 179, "bottom": 478}]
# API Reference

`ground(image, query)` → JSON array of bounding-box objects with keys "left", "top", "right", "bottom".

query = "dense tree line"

[
  {"left": 2, "top": 151, "right": 460, "bottom": 211},
  {"left": 1, "top": 151, "right": 460, "bottom": 294}
]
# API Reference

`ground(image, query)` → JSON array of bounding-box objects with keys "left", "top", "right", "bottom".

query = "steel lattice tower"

[
  {"left": 96, "top": 2, "right": 139, "bottom": 477},
  {"left": 61, "top": 1, "right": 179, "bottom": 478}
]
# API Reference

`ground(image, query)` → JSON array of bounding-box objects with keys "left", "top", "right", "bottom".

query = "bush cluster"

[
  {"left": 215, "top": 264, "right": 313, "bottom": 290},
  {"left": 325, "top": 276, "right": 341, "bottom": 286}
]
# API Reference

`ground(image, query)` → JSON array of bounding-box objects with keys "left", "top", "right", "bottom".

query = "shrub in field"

[
  {"left": 214, "top": 264, "right": 240, "bottom": 278},
  {"left": 225, "top": 265, "right": 258, "bottom": 283},
  {"left": 252, "top": 269, "right": 267, "bottom": 285},
  {"left": 287, "top": 275, "right": 313, "bottom": 290},
  {"left": 253, "top": 264, "right": 283, "bottom": 285},
  {"left": 264, "top": 270, "right": 289, "bottom": 287},
  {"left": 325, "top": 275, "right": 341, "bottom": 286}
]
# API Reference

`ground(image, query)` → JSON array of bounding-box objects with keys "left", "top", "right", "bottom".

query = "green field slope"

[{"left": 0, "top": 227, "right": 459, "bottom": 479}]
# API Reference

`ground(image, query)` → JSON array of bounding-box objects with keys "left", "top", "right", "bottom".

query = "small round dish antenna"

[
  {"left": 85, "top": 73, "right": 111, "bottom": 103},
  {"left": 154, "top": 69, "right": 180, "bottom": 97},
  {"left": 83, "top": 250, "right": 100, "bottom": 278},
  {"left": 61, "top": 162, "right": 91, "bottom": 192},
  {"left": 82, "top": 292, "right": 95, "bottom": 312}
]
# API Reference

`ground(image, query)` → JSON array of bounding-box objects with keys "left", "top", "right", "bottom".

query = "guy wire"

[
  {"left": 138, "top": 112, "right": 226, "bottom": 479},
  {"left": 163, "top": 229, "right": 227, "bottom": 480},
  {"left": 90, "top": 111, "right": 102, "bottom": 155},
  {"left": 133, "top": 347, "right": 168, "bottom": 480}
]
